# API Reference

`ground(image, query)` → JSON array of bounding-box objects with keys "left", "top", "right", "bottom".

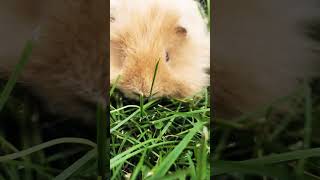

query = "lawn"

[
  {"left": 1, "top": 0, "right": 319, "bottom": 180},
  {"left": 213, "top": 79, "right": 320, "bottom": 179},
  {"left": 0, "top": 0, "right": 211, "bottom": 180},
  {"left": 0, "top": 41, "right": 211, "bottom": 180}
]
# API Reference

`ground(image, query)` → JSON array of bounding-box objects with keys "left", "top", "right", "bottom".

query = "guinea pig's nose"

[{"left": 131, "top": 83, "right": 151, "bottom": 98}]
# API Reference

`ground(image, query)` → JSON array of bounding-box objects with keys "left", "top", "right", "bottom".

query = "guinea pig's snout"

[
  {"left": 125, "top": 89, "right": 147, "bottom": 100},
  {"left": 132, "top": 88, "right": 149, "bottom": 98},
  {"left": 121, "top": 68, "right": 161, "bottom": 99},
  {"left": 132, "top": 91, "right": 143, "bottom": 97},
  {"left": 130, "top": 81, "right": 155, "bottom": 99}
]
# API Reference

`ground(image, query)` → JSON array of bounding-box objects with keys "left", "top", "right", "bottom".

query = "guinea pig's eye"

[
  {"left": 110, "top": 16, "right": 115, "bottom": 22},
  {"left": 165, "top": 51, "right": 170, "bottom": 62},
  {"left": 175, "top": 26, "right": 187, "bottom": 36}
]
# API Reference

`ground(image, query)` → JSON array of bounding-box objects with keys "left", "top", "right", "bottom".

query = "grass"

[
  {"left": 0, "top": 41, "right": 97, "bottom": 180},
  {"left": 2, "top": 0, "right": 320, "bottom": 180},
  {"left": 212, "top": 15, "right": 320, "bottom": 180},
  {"left": 109, "top": 87, "right": 210, "bottom": 179},
  {"left": 0, "top": 40, "right": 33, "bottom": 112},
  {"left": 0, "top": 1, "right": 211, "bottom": 180},
  {"left": 213, "top": 79, "right": 320, "bottom": 179},
  {"left": 0, "top": 47, "right": 211, "bottom": 179},
  {"left": 109, "top": 2, "right": 211, "bottom": 178}
]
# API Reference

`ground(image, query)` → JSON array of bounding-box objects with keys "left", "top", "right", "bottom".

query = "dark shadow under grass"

[{"left": 213, "top": 78, "right": 320, "bottom": 180}]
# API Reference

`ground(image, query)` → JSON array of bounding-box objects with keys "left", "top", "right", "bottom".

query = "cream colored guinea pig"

[
  {"left": 214, "top": 0, "right": 320, "bottom": 118},
  {"left": 0, "top": 0, "right": 108, "bottom": 120},
  {"left": 110, "top": 0, "right": 210, "bottom": 99},
  {"left": 0, "top": 0, "right": 209, "bottom": 120}
]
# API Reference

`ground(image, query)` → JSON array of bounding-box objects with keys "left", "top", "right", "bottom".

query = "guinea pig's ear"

[{"left": 175, "top": 26, "right": 187, "bottom": 37}]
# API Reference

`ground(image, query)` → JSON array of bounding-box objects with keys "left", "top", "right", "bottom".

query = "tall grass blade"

[
  {"left": 150, "top": 121, "right": 204, "bottom": 178},
  {"left": 0, "top": 40, "right": 33, "bottom": 112},
  {"left": 297, "top": 80, "right": 313, "bottom": 177},
  {"left": 213, "top": 161, "right": 291, "bottom": 179},
  {"left": 110, "top": 75, "right": 121, "bottom": 97},
  {"left": 149, "top": 59, "right": 160, "bottom": 97},
  {"left": 130, "top": 150, "right": 146, "bottom": 180},
  {"left": 195, "top": 129, "right": 209, "bottom": 180},
  {"left": 140, "top": 94, "right": 144, "bottom": 117},
  {"left": 53, "top": 149, "right": 96, "bottom": 180},
  {"left": 213, "top": 147, "right": 320, "bottom": 175},
  {"left": 97, "top": 103, "right": 107, "bottom": 179},
  {"left": 0, "top": 138, "right": 96, "bottom": 162}
]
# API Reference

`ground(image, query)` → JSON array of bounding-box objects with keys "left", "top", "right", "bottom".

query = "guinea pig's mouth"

[{"left": 121, "top": 90, "right": 160, "bottom": 101}]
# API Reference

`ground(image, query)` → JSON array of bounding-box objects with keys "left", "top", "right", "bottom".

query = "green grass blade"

[
  {"left": 213, "top": 161, "right": 291, "bottom": 179},
  {"left": 186, "top": 152, "right": 196, "bottom": 180},
  {"left": 47, "top": 148, "right": 86, "bottom": 162},
  {"left": 130, "top": 150, "right": 146, "bottom": 180},
  {"left": 111, "top": 141, "right": 176, "bottom": 169},
  {"left": 53, "top": 149, "right": 96, "bottom": 180},
  {"left": 110, "top": 139, "right": 155, "bottom": 168},
  {"left": 149, "top": 59, "right": 160, "bottom": 97},
  {"left": 110, "top": 99, "right": 157, "bottom": 133},
  {"left": 150, "top": 121, "right": 204, "bottom": 178},
  {"left": 297, "top": 80, "right": 313, "bottom": 177},
  {"left": 140, "top": 94, "right": 144, "bottom": 117},
  {"left": 111, "top": 108, "right": 140, "bottom": 134},
  {"left": 111, "top": 162, "right": 123, "bottom": 180},
  {"left": 0, "top": 136, "right": 19, "bottom": 153},
  {"left": 2, "top": 160, "right": 57, "bottom": 179},
  {"left": 0, "top": 138, "right": 96, "bottom": 162},
  {"left": 151, "top": 169, "right": 191, "bottom": 180},
  {"left": 4, "top": 166, "right": 20, "bottom": 180},
  {"left": 213, "top": 147, "right": 320, "bottom": 175},
  {"left": 195, "top": 128, "right": 209, "bottom": 180},
  {"left": 110, "top": 75, "right": 121, "bottom": 96},
  {"left": 97, "top": 103, "right": 107, "bottom": 179},
  {"left": 0, "top": 40, "right": 33, "bottom": 112}
]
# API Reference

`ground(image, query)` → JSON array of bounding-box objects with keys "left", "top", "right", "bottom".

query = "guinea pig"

[
  {"left": 214, "top": 0, "right": 320, "bottom": 118},
  {"left": 0, "top": 0, "right": 209, "bottom": 120},
  {"left": 0, "top": 0, "right": 108, "bottom": 121},
  {"left": 110, "top": 0, "right": 210, "bottom": 100}
]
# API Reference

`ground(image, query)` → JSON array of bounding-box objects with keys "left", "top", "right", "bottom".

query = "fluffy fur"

[
  {"left": 0, "top": 0, "right": 209, "bottom": 120},
  {"left": 110, "top": 0, "right": 210, "bottom": 99},
  {"left": 0, "top": 0, "right": 108, "bottom": 120},
  {"left": 2, "top": 0, "right": 318, "bottom": 120},
  {"left": 214, "top": 0, "right": 320, "bottom": 117}
]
